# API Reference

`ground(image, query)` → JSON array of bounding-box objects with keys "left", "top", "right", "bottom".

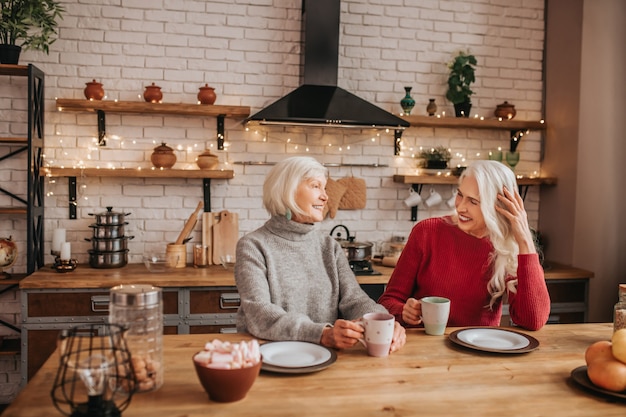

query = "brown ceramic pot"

[
  {"left": 84, "top": 79, "right": 105, "bottom": 100},
  {"left": 494, "top": 101, "right": 516, "bottom": 119},
  {"left": 197, "top": 84, "right": 217, "bottom": 105},
  {"left": 144, "top": 83, "right": 163, "bottom": 103},
  {"left": 151, "top": 143, "right": 176, "bottom": 168},
  {"left": 196, "top": 150, "right": 219, "bottom": 169}
]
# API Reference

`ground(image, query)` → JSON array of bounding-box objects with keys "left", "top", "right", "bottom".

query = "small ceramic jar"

[
  {"left": 144, "top": 83, "right": 163, "bottom": 103},
  {"left": 197, "top": 84, "right": 217, "bottom": 105},
  {"left": 151, "top": 143, "right": 176, "bottom": 168},
  {"left": 84, "top": 79, "right": 105, "bottom": 100},
  {"left": 196, "top": 150, "right": 219, "bottom": 170},
  {"left": 494, "top": 101, "right": 516, "bottom": 119}
]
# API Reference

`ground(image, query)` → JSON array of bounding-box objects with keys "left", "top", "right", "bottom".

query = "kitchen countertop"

[
  {"left": 19, "top": 261, "right": 591, "bottom": 290},
  {"left": 3, "top": 323, "right": 621, "bottom": 417}
]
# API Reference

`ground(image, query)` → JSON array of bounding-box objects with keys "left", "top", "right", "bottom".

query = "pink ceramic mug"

[{"left": 356, "top": 312, "right": 395, "bottom": 357}]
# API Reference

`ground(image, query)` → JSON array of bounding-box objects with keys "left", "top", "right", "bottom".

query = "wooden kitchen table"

[{"left": 4, "top": 323, "right": 623, "bottom": 417}]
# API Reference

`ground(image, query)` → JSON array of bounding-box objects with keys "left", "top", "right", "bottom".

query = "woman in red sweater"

[{"left": 378, "top": 160, "right": 550, "bottom": 331}]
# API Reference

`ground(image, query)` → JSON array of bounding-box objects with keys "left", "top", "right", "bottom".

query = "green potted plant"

[
  {"left": 418, "top": 146, "right": 452, "bottom": 170},
  {"left": 445, "top": 51, "right": 477, "bottom": 118},
  {"left": 0, "top": 0, "right": 65, "bottom": 64}
]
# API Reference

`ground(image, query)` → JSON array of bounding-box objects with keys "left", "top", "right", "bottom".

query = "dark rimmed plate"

[
  {"left": 570, "top": 365, "right": 626, "bottom": 401},
  {"left": 449, "top": 327, "right": 540, "bottom": 354},
  {"left": 259, "top": 341, "right": 337, "bottom": 374}
]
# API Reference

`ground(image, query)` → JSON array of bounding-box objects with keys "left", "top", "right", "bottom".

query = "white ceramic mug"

[
  {"left": 424, "top": 188, "right": 442, "bottom": 208},
  {"left": 446, "top": 188, "right": 457, "bottom": 208},
  {"left": 420, "top": 296, "right": 451, "bottom": 336},
  {"left": 357, "top": 312, "right": 395, "bottom": 357},
  {"left": 403, "top": 188, "right": 422, "bottom": 208}
]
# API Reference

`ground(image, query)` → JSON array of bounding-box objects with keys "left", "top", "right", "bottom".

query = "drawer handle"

[
  {"left": 219, "top": 293, "right": 240, "bottom": 310},
  {"left": 219, "top": 327, "right": 237, "bottom": 334},
  {"left": 91, "top": 295, "right": 110, "bottom": 312}
]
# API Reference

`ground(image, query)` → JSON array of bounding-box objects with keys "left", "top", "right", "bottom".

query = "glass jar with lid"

[
  {"left": 613, "top": 284, "right": 626, "bottom": 332},
  {"left": 109, "top": 284, "right": 163, "bottom": 392}
]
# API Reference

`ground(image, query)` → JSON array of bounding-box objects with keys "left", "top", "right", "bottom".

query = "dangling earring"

[{"left": 285, "top": 208, "right": 292, "bottom": 221}]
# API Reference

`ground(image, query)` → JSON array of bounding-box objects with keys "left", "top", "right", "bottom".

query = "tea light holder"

[{"left": 53, "top": 258, "right": 78, "bottom": 273}]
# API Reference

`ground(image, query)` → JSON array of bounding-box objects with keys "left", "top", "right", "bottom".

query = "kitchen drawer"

[
  {"left": 189, "top": 287, "right": 240, "bottom": 315},
  {"left": 26, "top": 289, "right": 179, "bottom": 318},
  {"left": 189, "top": 325, "right": 237, "bottom": 334}
]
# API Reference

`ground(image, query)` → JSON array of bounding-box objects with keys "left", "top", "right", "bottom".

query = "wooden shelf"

[
  {"left": 0, "top": 137, "right": 28, "bottom": 144},
  {"left": 0, "top": 64, "right": 29, "bottom": 77},
  {"left": 43, "top": 167, "right": 234, "bottom": 179},
  {"left": 0, "top": 207, "right": 27, "bottom": 215},
  {"left": 401, "top": 115, "right": 546, "bottom": 131},
  {"left": 0, "top": 339, "right": 20, "bottom": 356},
  {"left": 56, "top": 98, "right": 250, "bottom": 118},
  {"left": 393, "top": 174, "right": 557, "bottom": 186}
]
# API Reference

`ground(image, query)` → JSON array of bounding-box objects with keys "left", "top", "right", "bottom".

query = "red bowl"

[{"left": 192, "top": 353, "right": 261, "bottom": 402}]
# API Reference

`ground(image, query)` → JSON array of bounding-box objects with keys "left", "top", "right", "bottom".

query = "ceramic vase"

[
  {"left": 196, "top": 150, "right": 219, "bottom": 169},
  {"left": 197, "top": 84, "right": 217, "bottom": 105},
  {"left": 84, "top": 80, "right": 105, "bottom": 100},
  {"left": 426, "top": 98, "right": 437, "bottom": 116},
  {"left": 495, "top": 101, "right": 516, "bottom": 119},
  {"left": 151, "top": 143, "right": 176, "bottom": 168},
  {"left": 400, "top": 87, "right": 416, "bottom": 115},
  {"left": 144, "top": 83, "right": 163, "bottom": 103}
]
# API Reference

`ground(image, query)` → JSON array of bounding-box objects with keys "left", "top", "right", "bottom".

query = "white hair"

[
  {"left": 262, "top": 156, "right": 328, "bottom": 218},
  {"left": 459, "top": 160, "right": 520, "bottom": 308}
]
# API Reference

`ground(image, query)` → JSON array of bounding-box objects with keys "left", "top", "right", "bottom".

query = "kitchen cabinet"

[
  {"left": 0, "top": 64, "right": 45, "bottom": 274},
  {"left": 50, "top": 98, "right": 249, "bottom": 218}
]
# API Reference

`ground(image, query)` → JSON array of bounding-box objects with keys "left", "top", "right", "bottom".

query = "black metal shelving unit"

[{"left": 0, "top": 64, "right": 45, "bottom": 275}]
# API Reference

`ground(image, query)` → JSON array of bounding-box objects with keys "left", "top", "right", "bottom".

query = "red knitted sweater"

[{"left": 378, "top": 217, "right": 551, "bottom": 330}]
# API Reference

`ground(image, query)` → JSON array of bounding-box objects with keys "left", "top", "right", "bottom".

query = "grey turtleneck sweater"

[{"left": 234, "top": 215, "right": 387, "bottom": 344}]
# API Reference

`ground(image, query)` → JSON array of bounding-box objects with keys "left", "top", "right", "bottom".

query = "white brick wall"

[
  {"left": 1, "top": 0, "right": 546, "bottom": 268},
  {"left": 0, "top": 0, "right": 545, "bottom": 399}
]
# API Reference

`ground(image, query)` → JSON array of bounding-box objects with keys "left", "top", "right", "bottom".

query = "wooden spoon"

[{"left": 174, "top": 201, "right": 204, "bottom": 245}]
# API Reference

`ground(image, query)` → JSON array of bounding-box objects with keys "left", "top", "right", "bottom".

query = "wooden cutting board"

[
  {"left": 201, "top": 212, "right": 219, "bottom": 265},
  {"left": 212, "top": 210, "right": 239, "bottom": 265}
]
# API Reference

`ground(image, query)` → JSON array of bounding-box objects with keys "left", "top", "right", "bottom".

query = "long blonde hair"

[{"left": 459, "top": 160, "right": 520, "bottom": 308}]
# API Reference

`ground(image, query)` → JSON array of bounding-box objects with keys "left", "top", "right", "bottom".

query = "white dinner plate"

[
  {"left": 260, "top": 341, "right": 332, "bottom": 368},
  {"left": 457, "top": 328, "right": 529, "bottom": 349},
  {"left": 449, "top": 327, "right": 540, "bottom": 353}
]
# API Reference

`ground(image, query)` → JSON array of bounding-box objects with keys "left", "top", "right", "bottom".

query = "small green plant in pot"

[
  {"left": 419, "top": 146, "right": 452, "bottom": 170},
  {"left": 445, "top": 51, "right": 477, "bottom": 117},
  {"left": 0, "top": 0, "right": 65, "bottom": 64}
]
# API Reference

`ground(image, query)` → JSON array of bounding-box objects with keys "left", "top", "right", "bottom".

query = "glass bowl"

[{"left": 143, "top": 254, "right": 174, "bottom": 273}]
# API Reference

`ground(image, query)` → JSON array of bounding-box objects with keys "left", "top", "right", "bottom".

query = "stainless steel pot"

[
  {"left": 88, "top": 249, "right": 128, "bottom": 269},
  {"left": 85, "top": 236, "right": 134, "bottom": 252},
  {"left": 88, "top": 207, "right": 131, "bottom": 225},
  {"left": 89, "top": 223, "right": 128, "bottom": 239},
  {"left": 330, "top": 224, "right": 373, "bottom": 261}
]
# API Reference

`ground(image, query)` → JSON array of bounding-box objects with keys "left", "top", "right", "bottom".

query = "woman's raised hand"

[{"left": 402, "top": 297, "right": 423, "bottom": 325}]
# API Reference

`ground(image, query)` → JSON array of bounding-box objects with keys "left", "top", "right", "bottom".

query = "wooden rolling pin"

[{"left": 174, "top": 201, "right": 204, "bottom": 244}]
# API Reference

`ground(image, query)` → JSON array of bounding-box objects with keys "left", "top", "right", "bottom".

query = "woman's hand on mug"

[
  {"left": 320, "top": 319, "right": 365, "bottom": 349},
  {"left": 402, "top": 297, "right": 423, "bottom": 325},
  {"left": 390, "top": 321, "right": 407, "bottom": 353}
]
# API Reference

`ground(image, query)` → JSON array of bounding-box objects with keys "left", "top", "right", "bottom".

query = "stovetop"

[{"left": 349, "top": 260, "right": 382, "bottom": 276}]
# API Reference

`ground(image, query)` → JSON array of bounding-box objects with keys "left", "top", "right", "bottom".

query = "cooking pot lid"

[
  {"left": 91, "top": 206, "right": 129, "bottom": 216},
  {"left": 339, "top": 240, "right": 373, "bottom": 249}
]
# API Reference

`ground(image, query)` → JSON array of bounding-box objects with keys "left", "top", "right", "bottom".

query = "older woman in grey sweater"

[{"left": 235, "top": 156, "right": 405, "bottom": 352}]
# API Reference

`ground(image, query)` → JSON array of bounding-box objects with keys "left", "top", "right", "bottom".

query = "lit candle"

[
  {"left": 60, "top": 242, "right": 71, "bottom": 261},
  {"left": 52, "top": 229, "right": 66, "bottom": 253}
]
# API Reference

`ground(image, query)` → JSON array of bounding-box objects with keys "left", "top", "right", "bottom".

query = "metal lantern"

[{"left": 51, "top": 323, "right": 136, "bottom": 417}]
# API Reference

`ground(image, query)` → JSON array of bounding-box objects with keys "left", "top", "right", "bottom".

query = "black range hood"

[{"left": 245, "top": 0, "right": 409, "bottom": 130}]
